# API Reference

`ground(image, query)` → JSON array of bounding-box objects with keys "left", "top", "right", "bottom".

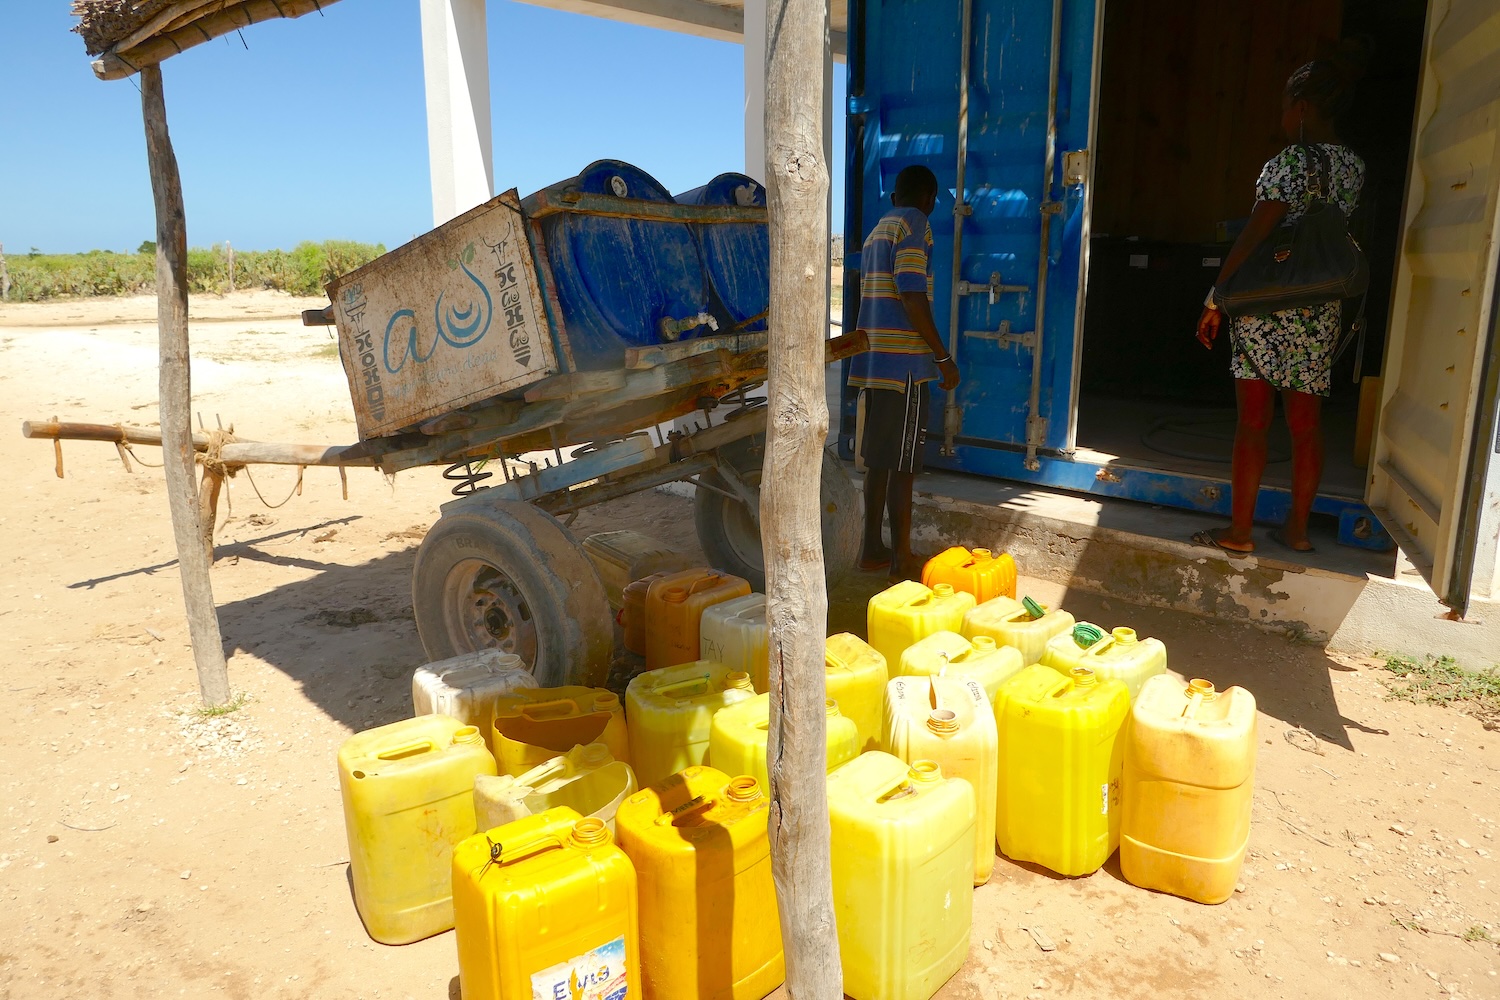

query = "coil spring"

[{"left": 443, "top": 460, "right": 494, "bottom": 497}]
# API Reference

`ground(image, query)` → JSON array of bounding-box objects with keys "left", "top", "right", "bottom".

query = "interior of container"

[{"left": 1076, "top": 0, "right": 1430, "bottom": 500}]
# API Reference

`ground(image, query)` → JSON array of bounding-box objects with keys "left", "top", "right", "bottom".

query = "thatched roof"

[{"left": 72, "top": 0, "right": 341, "bottom": 80}]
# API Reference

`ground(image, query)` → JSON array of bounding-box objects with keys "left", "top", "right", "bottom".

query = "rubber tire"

[
  {"left": 693, "top": 442, "right": 861, "bottom": 592},
  {"left": 412, "top": 496, "right": 611, "bottom": 686}
]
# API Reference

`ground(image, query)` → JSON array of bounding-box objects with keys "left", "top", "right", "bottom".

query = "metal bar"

[
  {"left": 522, "top": 188, "right": 768, "bottom": 225},
  {"left": 940, "top": 0, "right": 975, "bottom": 457},
  {"left": 536, "top": 453, "right": 718, "bottom": 516},
  {"left": 1022, "top": 0, "right": 1065, "bottom": 471},
  {"left": 474, "top": 436, "right": 659, "bottom": 504}
]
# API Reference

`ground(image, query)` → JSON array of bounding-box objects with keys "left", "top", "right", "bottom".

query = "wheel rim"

[
  {"left": 718, "top": 470, "right": 765, "bottom": 576},
  {"left": 441, "top": 558, "right": 539, "bottom": 667}
]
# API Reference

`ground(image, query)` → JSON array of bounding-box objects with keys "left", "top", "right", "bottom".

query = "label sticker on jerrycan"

[{"left": 531, "top": 936, "right": 628, "bottom": 1000}]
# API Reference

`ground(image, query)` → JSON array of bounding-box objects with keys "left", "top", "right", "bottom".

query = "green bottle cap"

[
  {"left": 1021, "top": 596, "right": 1045, "bottom": 619},
  {"left": 1072, "top": 623, "right": 1105, "bottom": 648}
]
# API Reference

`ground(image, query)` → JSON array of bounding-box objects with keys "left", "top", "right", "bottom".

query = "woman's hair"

[{"left": 1286, "top": 38, "right": 1374, "bottom": 120}]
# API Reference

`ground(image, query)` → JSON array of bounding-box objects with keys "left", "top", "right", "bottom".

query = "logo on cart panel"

[{"left": 383, "top": 242, "right": 494, "bottom": 374}]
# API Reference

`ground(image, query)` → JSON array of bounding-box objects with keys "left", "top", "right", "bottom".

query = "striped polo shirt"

[{"left": 848, "top": 206, "right": 937, "bottom": 393}]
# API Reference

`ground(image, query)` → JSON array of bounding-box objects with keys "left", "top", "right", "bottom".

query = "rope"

[{"left": 242, "top": 464, "right": 305, "bottom": 510}]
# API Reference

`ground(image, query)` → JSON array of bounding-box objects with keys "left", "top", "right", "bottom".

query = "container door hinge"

[
  {"left": 963, "top": 321, "right": 1036, "bottom": 350},
  {"left": 1024, "top": 415, "right": 1049, "bottom": 470}
]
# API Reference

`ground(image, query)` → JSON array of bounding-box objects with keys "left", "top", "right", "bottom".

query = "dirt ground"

[{"left": 1, "top": 291, "right": 1497, "bottom": 1000}]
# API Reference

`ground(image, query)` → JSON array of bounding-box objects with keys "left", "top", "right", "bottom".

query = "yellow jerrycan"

[
  {"left": 995, "top": 664, "right": 1130, "bottom": 877},
  {"left": 824, "top": 633, "right": 890, "bottom": 752},
  {"left": 828, "top": 753, "right": 975, "bottom": 1000},
  {"left": 962, "top": 595, "right": 1076, "bottom": 666},
  {"left": 616, "top": 767, "right": 785, "bottom": 1000},
  {"left": 474, "top": 742, "right": 638, "bottom": 834},
  {"left": 337, "top": 715, "right": 497, "bottom": 944},
  {"left": 709, "top": 693, "right": 860, "bottom": 792},
  {"left": 492, "top": 687, "right": 630, "bottom": 777},
  {"left": 921, "top": 545, "right": 1017, "bottom": 603},
  {"left": 625, "top": 662, "right": 757, "bottom": 786},
  {"left": 867, "top": 580, "right": 976, "bottom": 673},
  {"left": 883, "top": 673, "right": 998, "bottom": 885},
  {"left": 700, "top": 593, "right": 770, "bottom": 691},
  {"left": 1122, "top": 676, "right": 1258, "bottom": 904},
  {"left": 645, "top": 568, "right": 752, "bottom": 671},
  {"left": 453, "top": 808, "right": 639, "bottom": 1000},
  {"left": 897, "top": 630, "right": 1024, "bottom": 707},
  {"left": 1041, "top": 623, "right": 1167, "bottom": 701},
  {"left": 410, "top": 649, "right": 539, "bottom": 752}
]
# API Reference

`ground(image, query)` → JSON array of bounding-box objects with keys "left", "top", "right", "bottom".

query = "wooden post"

[
  {"left": 141, "top": 64, "right": 232, "bottom": 707},
  {"left": 761, "top": 0, "right": 840, "bottom": 994},
  {"left": 1, "top": 242, "right": 9, "bottom": 301},
  {"left": 226, "top": 240, "right": 235, "bottom": 292}
]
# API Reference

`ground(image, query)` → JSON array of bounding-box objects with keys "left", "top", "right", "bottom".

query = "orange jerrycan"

[
  {"left": 1122, "top": 676, "right": 1258, "bottom": 904},
  {"left": 453, "top": 808, "right": 639, "bottom": 1000},
  {"left": 709, "top": 693, "right": 861, "bottom": 792},
  {"left": 896, "top": 630, "right": 1024, "bottom": 707},
  {"left": 1042, "top": 623, "right": 1167, "bottom": 700},
  {"left": 867, "top": 580, "right": 975, "bottom": 672},
  {"left": 824, "top": 633, "right": 890, "bottom": 752},
  {"left": 493, "top": 687, "right": 630, "bottom": 776},
  {"left": 337, "top": 716, "right": 497, "bottom": 944},
  {"left": 883, "top": 673, "right": 999, "bottom": 885},
  {"left": 995, "top": 664, "right": 1129, "bottom": 876},
  {"left": 962, "top": 595, "right": 1076, "bottom": 666},
  {"left": 625, "top": 662, "right": 756, "bottom": 786},
  {"left": 616, "top": 767, "right": 785, "bottom": 1000},
  {"left": 700, "top": 593, "right": 770, "bottom": 691},
  {"left": 921, "top": 546, "right": 1017, "bottom": 603},
  {"left": 827, "top": 753, "right": 975, "bottom": 1000},
  {"left": 622, "top": 572, "right": 668, "bottom": 656},
  {"left": 474, "top": 742, "right": 638, "bottom": 834},
  {"left": 645, "top": 568, "right": 752, "bottom": 671}
]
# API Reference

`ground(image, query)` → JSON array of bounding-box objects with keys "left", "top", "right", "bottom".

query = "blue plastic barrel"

[
  {"left": 677, "top": 173, "right": 769, "bottom": 332},
  {"left": 538, "top": 160, "right": 712, "bottom": 370}
]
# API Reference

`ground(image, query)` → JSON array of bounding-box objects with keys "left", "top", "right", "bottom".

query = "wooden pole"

[
  {"left": 141, "top": 64, "right": 232, "bottom": 707},
  {"left": 226, "top": 240, "right": 235, "bottom": 292},
  {"left": 1, "top": 242, "right": 9, "bottom": 301},
  {"left": 761, "top": 0, "right": 840, "bottom": 993}
]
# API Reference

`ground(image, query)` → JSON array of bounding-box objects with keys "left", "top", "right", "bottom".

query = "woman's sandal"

[
  {"left": 1268, "top": 527, "right": 1316, "bottom": 553},
  {"left": 1190, "top": 529, "right": 1255, "bottom": 554}
]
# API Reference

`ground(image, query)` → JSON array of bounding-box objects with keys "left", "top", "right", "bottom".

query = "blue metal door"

[{"left": 841, "top": 0, "right": 1098, "bottom": 467}]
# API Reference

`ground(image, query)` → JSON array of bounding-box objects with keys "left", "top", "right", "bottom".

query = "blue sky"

[{"left": 0, "top": 1, "right": 846, "bottom": 253}]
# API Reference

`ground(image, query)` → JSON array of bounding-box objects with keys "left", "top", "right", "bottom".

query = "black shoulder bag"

[{"left": 1215, "top": 144, "right": 1368, "bottom": 318}]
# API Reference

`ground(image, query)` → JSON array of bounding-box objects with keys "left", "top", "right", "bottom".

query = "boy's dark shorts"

[{"left": 859, "top": 378, "right": 930, "bottom": 474}]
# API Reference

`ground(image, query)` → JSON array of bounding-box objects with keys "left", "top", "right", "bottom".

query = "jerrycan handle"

[
  {"left": 1182, "top": 678, "right": 1218, "bottom": 719},
  {"left": 376, "top": 739, "right": 437, "bottom": 761},
  {"left": 685, "top": 573, "right": 724, "bottom": 596},
  {"left": 655, "top": 673, "right": 712, "bottom": 700},
  {"left": 656, "top": 793, "right": 713, "bottom": 826},
  {"left": 521, "top": 698, "right": 584, "bottom": 719}
]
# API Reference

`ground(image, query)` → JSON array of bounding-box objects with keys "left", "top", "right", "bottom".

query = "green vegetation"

[
  {"left": 1379, "top": 653, "right": 1500, "bottom": 729},
  {"left": 1464, "top": 925, "right": 1493, "bottom": 943},
  {"left": 194, "top": 691, "right": 249, "bottom": 717},
  {"left": 4, "top": 241, "right": 385, "bottom": 302}
]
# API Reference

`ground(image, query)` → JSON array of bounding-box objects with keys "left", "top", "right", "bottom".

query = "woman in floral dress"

[{"left": 1195, "top": 57, "right": 1366, "bottom": 553}]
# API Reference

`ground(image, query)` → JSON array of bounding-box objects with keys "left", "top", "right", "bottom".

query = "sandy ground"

[{"left": 0, "top": 291, "right": 1497, "bottom": 999}]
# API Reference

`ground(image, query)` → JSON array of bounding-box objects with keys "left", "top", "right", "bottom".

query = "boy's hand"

[
  {"left": 1196, "top": 306, "right": 1222, "bottom": 350},
  {"left": 938, "top": 357, "right": 960, "bottom": 391}
]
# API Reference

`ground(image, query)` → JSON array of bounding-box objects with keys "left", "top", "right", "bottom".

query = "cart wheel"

[
  {"left": 693, "top": 442, "right": 861, "bottom": 592},
  {"left": 411, "top": 497, "right": 611, "bottom": 686}
]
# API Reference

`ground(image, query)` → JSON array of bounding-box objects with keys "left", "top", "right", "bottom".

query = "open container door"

[
  {"left": 1368, "top": 0, "right": 1500, "bottom": 616},
  {"left": 839, "top": 0, "right": 1099, "bottom": 466}
]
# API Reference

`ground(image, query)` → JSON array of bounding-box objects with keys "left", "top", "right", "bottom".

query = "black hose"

[{"left": 1139, "top": 411, "right": 1292, "bottom": 464}]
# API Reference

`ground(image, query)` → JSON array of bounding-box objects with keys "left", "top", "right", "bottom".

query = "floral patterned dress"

[{"left": 1230, "top": 144, "right": 1366, "bottom": 395}]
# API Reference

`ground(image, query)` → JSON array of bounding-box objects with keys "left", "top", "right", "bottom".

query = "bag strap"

[{"left": 1301, "top": 142, "right": 1331, "bottom": 205}]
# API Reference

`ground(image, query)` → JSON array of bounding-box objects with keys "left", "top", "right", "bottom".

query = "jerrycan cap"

[
  {"left": 1111, "top": 627, "right": 1138, "bottom": 645},
  {"left": 972, "top": 547, "right": 993, "bottom": 560},
  {"left": 1187, "top": 678, "right": 1219, "bottom": 699},
  {"left": 926, "top": 709, "right": 959, "bottom": 735},
  {"left": 726, "top": 671, "right": 754, "bottom": 692},
  {"left": 1021, "top": 596, "right": 1046, "bottom": 619},
  {"left": 594, "top": 692, "right": 620, "bottom": 711},
  {"left": 908, "top": 760, "right": 942, "bottom": 782},
  {"left": 1070, "top": 666, "right": 1098, "bottom": 687},
  {"left": 825, "top": 698, "right": 843, "bottom": 717},
  {"left": 451, "top": 726, "right": 484, "bottom": 746},
  {"left": 570, "top": 817, "right": 612, "bottom": 848},
  {"left": 578, "top": 742, "right": 612, "bottom": 766},
  {"left": 1072, "top": 623, "right": 1105, "bottom": 648},
  {"left": 725, "top": 775, "right": 762, "bottom": 803},
  {"left": 932, "top": 583, "right": 956, "bottom": 598},
  {"left": 663, "top": 586, "right": 689, "bottom": 604},
  {"left": 971, "top": 636, "right": 997, "bottom": 653}
]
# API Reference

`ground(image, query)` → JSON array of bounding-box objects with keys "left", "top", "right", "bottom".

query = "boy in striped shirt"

[{"left": 848, "top": 165, "right": 960, "bottom": 581}]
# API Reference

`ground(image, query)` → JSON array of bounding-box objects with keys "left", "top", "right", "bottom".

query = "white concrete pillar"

[
  {"left": 420, "top": 0, "right": 494, "bottom": 226},
  {"left": 742, "top": 0, "right": 766, "bottom": 183}
]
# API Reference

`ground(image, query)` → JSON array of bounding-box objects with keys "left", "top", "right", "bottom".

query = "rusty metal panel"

[{"left": 327, "top": 189, "right": 557, "bottom": 440}]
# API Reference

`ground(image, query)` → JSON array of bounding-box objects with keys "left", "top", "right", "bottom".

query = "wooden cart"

[{"left": 24, "top": 179, "right": 866, "bottom": 687}]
